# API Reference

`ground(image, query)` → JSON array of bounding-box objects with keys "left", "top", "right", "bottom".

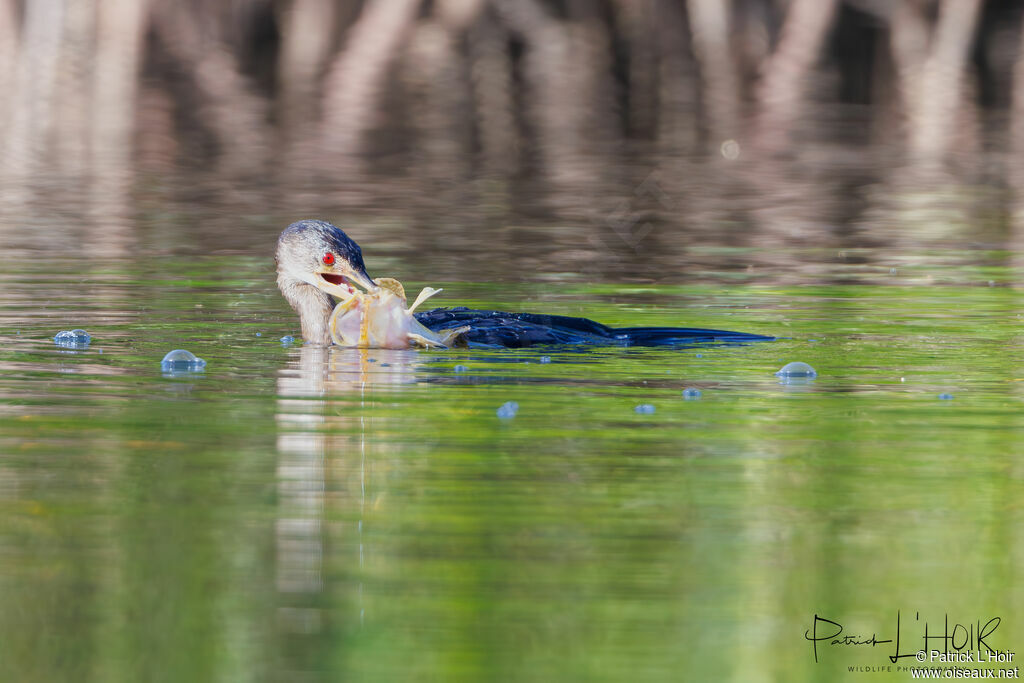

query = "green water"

[{"left": 1, "top": 256, "right": 1022, "bottom": 682}]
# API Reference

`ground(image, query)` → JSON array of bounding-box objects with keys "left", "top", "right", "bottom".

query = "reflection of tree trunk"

[
  {"left": 136, "top": 83, "right": 177, "bottom": 171},
  {"left": 320, "top": 0, "right": 421, "bottom": 177},
  {"left": 892, "top": 0, "right": 982, "bottom": 172},
  {"left": 743, "top": 0, "right": 840, "bottom": 262},
  {"left": 687, "top": 0, "right": 741, "bottom": 148},
  {"left": 493, "top": 0, "right": 591, "bottom": 197},
  {"left": 611, "top": 0, "right": 657, "bottom": 140},
  {"left": 0, "top": 0, "right": 16, "bottom": 140},
  {"left": 1011, "top": 15, "right": 1024, "bottom": 162},
  {"left": 655, "top": 0, "right": 697, "bottom": 223},
  {"left": 276, "top": 0, "right": 335, "bottom": 178},
  {"left": 1009, "top": 10, "right": 1024, "bottom": 275},
  {"left": 434, "top": 0, "right": 483, "bottom": 30},
  {"left": 1, "top": 0, "right": 65, "bottom": 183},
  {"left": 92, "top": 0, "right": 148, "bottom": 177},
  {"left": 403, "top": 21, "right": 469, "bottom": 201},
  {"left": 408, "top": 0, "right": 484, "bottom": 188},
  {"left": 567, "top": 0, "right": 616, "bottom": 164},
  {"left": 889, "top": 0, "right": 928, "bottom": 88},
  {"left": 152, "top": 2, "right": 268, "bottom": 177},
  {"left": 86, "top": 0, "right": 149, "bottom": 259},
  {"left": 656, "top": 1, "right": 697, "bottom": 157},
  {"left": 754, "top": 0, "right": 838, "bottom": 155},
  {"left": 54, "top": 0, "right": 94, "bottom": 177},
  {"left": 859, "top": 0, "right": 983, "bottom": 253},
  {"left": 468, "top": 10, "right": 516, "bottom": 178}
]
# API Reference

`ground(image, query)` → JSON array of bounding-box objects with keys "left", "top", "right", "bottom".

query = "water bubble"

[
  {"left": 496, "top": 401, "right": 519, "bottom": 419},
  {"left": 280, "top": 335, "right": 295, "bottom": 346},
  {"left": 720, "top": 139, "right": 740, "bottom": 160},
  {"left": 682, "top": 388, "right": 702, "bottom": 400},
  {"left": 696, "top": 353, "right": 703, "bottom": 359},
  {"left": 454, "top": 364, "right": 469, "bottom": 372},
  {"left": 634, "top": 404, "right": 656, "bottom": 414},
  {"left": 938, "top": 393, "right": 954, "bottom": 400},
  {"left": 54, "top": 329, "right": 91, "bottom": 348},
  {"left": 161, "top": 349, "right": 207, "bottom": 373},
  {"left": 539, "top": 356, "right": 552, "bottom": 364},
  {"left": 775, "top": 361, "right": 817, "bottom": 378}
]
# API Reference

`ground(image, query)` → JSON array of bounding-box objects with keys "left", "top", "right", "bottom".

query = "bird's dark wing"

[{"left": 414, "top": 307, "right": 773, "bottom": 348}]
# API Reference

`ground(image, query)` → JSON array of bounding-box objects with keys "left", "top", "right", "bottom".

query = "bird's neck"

[{"left": 277, "top": 272, "right": 334, "bottom": 345}]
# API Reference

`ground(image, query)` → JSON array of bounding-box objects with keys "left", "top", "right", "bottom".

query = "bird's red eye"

[{"left": 322, "top": 252, "right": 335, "bottom": 266}]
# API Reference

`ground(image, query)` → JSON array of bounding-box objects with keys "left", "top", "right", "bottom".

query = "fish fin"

[
  {"left": 408, "top": 333, "right": 448, "bottom": 349},
  {"left": 437, "top": 325, "right": 470, "bottom": 347},
  {"left": 407, "top": 287, "right": 443, "bottom": 314},
  {"left": 374, "top": 277, "right": 406, "bottom": 301}
]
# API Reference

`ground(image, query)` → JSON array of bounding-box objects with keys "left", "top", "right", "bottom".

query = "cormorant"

[{"left": 275, "top": 219, "right": 772, "bottom": 348}]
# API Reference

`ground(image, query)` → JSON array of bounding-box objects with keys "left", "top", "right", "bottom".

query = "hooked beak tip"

[{"left": 352, "top": 269, "right": 377, "bottom": 293}]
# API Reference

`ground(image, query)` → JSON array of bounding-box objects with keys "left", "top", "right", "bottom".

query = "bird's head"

[
  {"left": 276, "top": 219, "right": 377, "bottom": 299},
  {"left": 276, "top": 219, "right": 377, "bottom": 344}
]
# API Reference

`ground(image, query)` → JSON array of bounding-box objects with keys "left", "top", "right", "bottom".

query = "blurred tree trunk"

[
  {"left": 54, "top": 0, "right": 95, "bottom": 177},
  {"left": 687, "top": 0, "right": 741, "bottom": 149},
  {"left": 611, "top": 0, "right": 658, "bottom": 140},
  {"left": 136, "top": 83, "right": 177, "bottom": 171},
  {"left": 653, "top": 0, "right": 697, "bottom": 238},
  {"left": 403, "top": 20, "right": 470, "bottom": 200},
  {"left": 754, "top": 0, "right": 838, "bottom": 156},
  {"left": 413, "top": 0, "right": 484, "bottom": 187},
  {"left": 85, "top": 0, "right": 149, "bottom": 258},
  {"left": 858, "top": 0, "right": 984, "bottom": 251},
  {"left": 567, "top": 0, "right": 618, "bottom": 161},
  {"left": 468, "top": 9, "right": 517, "bottom": 179},
  {"left": 2, "top": 0, "right": 65, "bottom": 184},
  {"left": 1009, "top": 9, "right": 1024, "bottom": 273},
  {"left": 493, "top": 0, "right": 592, "bottom": 199},
  {"left": 321, "top": 0, "right": 422, "bottom": 178},
  {"left": 0, "top": 0, "right": 23, "bottom": 218},
  {"left": 435, "top": 0, "right": 482, "bottom": 29},
  {"left": 655, "top": 0, "right": 698, "bottom": 158},
  {"left": 0, "top": 0, "right": 15, "bottom": 136},
  {"left": 276, "top": 0, "right": 336, "bottom": 179},
  {"left": 742, "top": 0, "right": 840, "bottom": 256},
  {"left": 152, "top": 2, "right": 269, "bottom": 177},
  {"left": 891, "top": 0, "right": 983, "bottom": 172},
  {"left": 92, "top": 0, "right": 148, "bottom": 178},
  {"left": 403, "top": 1, "right": 482, "bottom": 247}
]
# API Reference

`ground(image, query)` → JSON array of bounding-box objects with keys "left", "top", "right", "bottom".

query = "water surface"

[{"left": 0, "top": 255, "right": 1021, "bottom": 682}]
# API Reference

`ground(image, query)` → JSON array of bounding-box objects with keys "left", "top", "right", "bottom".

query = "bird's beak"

[
  {"left": 315, "top": 262, "right": 379, "bottom": 300},
  {"left": 346, "top": 265, "right": 378, "bottom": 293}
]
